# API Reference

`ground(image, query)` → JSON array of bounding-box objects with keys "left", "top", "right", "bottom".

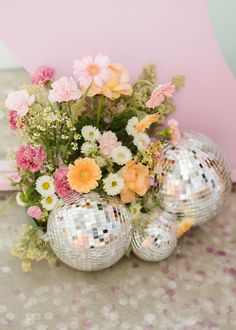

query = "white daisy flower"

[
  {"left": 16, "top": 192, "right": 26, "bottom": 207},
  {"left": 133, "top": 133, "right": 150, "bottom": 152},
  {"left": 41, "top": 194, "right": 58, "bottom": 211},
  {"left": 111, "top": 146, "right": 132, "bottom": 165},
  {"left": 103, "top": 173, "right": 124, "bottom": 196},
  {"left": 130, "top": 202, "right": 142, "bottom": 218},
  {"left": 36, "top": 175, "right": 55, "bottom": 197},
  {"left": 126, "top": 117, "right": 139, "bottom": 136},
  {"left": 80, "top": 141, "right": 98, "bottom": 155},
  {"left": 81, "top": 125, "right": 101, "bottom": 142}
]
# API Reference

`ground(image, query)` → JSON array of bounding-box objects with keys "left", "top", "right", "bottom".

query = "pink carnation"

[
  {"left": 5, "top": 90, "right": 35, "bottom": 117},
  {"left": 9, "top": 110, "right": 18, "bottom": 130},
  {"left": 16, "top": 145, "right": 46, "bottom": 173},
  {"left": 54, "top": 167, "right": 73, "bottom": 198},
  {"left": 31, "top": 66, "right": 54, "bottom": 85},
  {"left": 48, "top": 77, "right": 82, "bottom": 103},
  {"left": 168, "top": 119, "right": 181, "bottom": 145},
  {"left": 27, "top": 206, "right": 42, "bottom": 219},
  {"left": 99, "top": 131, "right": 121, "bottom": 156}
]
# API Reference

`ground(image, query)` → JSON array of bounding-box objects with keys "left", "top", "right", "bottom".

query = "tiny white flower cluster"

[{"left": 126, "top": 117, "right": 150, "bottom": 152}]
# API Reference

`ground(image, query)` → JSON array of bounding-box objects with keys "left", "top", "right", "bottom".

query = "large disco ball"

[
  {"left": 159, "top": 131, "right": 231, "bottom": 225},
  {"left": 131, "top": 210, "right": 177, "bottom": 262},
  {"left": 47, "top": 192, "right": 131, "bottom": 271}
]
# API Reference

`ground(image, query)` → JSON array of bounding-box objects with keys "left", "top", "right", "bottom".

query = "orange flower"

[
  {"left": 135, "top": 113, "right": 159, "bottom": 133},
  {"left": 83, "top": 64, "right": 133, "bottom": 99},
  {"left": 101, "top": 64, "right": 133, "bottom": 99},
  {"left": 67, "top": 158, "right": 101, "bottom": 193},
  {"left": 176, "top": 218, "right": 195, "bottom": 238},
  {"left": 119, "top": 160, "right": 149, "bottom": 204}
]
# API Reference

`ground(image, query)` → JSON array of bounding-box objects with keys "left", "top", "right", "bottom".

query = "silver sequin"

[
  {"left": 47, "top": 192, "right": 131, "bottom": 271},
  {"left": 159, "top": 131, "right": 232, "bottom": 225}
]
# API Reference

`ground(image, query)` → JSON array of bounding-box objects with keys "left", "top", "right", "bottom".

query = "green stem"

[
  {"left": 132, "top": 79, "right": 153, "bottom": 89},
  {"left": 71, "top": 83, "right": 93, "bottom": 124},
  {"left": 96, "top": 95, "right": 104, "bottom": 128}
]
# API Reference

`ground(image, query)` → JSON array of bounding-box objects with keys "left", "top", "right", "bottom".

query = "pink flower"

[
  {"left": 48, "top": 77, "right": 82, "bottom": 103},
  {"left": 73, "top": 54, "right": 111, "bottom": 88},
  {"left": 168, "top": 119, "right": 181, "bottom": 145},
  {"left": 31, "top": 66, "right": 54, "bottom": 85},
  {"left": 10, "top": 174, "right": 22, "bottom": 183},
  {"left": 16, "top": 145, "right": 46, "bottom": 173},
  {"left": 54, "top": 167, "right": 73, "bottom": 198},
  {"left": 9, "top": 110, "right": 18, "bottom": 130},
  {"left": 27, "top": 206, "right": 42, "bottom": 219},
  {"left": 146, "top": 83, "right": 176, "bottom": 109},
  {"left": 99, "top": 131, "right": 121, "bottom": 156},
  {"left": 5, "top": 90, "right": 35, "bottom": 117}
]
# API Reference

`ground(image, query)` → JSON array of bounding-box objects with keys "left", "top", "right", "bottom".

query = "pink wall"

[{"left": 0, "top": 0, "right": 235, "bottom": 179}]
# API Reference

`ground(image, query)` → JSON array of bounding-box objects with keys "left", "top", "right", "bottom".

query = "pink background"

[{"left": 0, "top": 0, "right": 235, "bottom": 179}]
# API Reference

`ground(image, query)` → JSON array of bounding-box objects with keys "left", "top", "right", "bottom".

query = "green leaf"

[
  {"left": 75, "top": 116, "right": 94, "bottom": 132},
  {"left": 110, "top": 109, "right": 136, "bottom": 131}
]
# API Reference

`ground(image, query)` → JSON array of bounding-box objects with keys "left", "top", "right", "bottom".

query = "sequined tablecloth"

[
  {"left": 0, "top": 191, "right": 236, "bottom": 330},
  {"left": 0, "top": 70, "right": 236, "bottom": 330}
]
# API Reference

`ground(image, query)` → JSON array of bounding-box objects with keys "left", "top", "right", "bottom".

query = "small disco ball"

[
  {"left": 159, "top": 131, "right": 232, "bottom": 225},
  {"left": 131, "top": 210, "right": 177, "bottom": 262},
  {"left": 47, "top": 192, "right": 131, "bottom": 271}
]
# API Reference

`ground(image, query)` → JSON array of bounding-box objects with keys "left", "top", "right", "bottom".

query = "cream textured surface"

[{"left": 0, "top": 70, "right": 236, "bottom": 330}]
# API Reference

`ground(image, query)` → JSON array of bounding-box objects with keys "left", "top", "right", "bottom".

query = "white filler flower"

[
  {"left": 81, "top": 141, "right": 98, "bottom": 155},
  {"left": 133, "top": 133, "right": 150, "bottom": 152},
  {"left": 41, "top": 194, "right": 58, "bottom": 211},
  {"left": 126, "top": 117, "right": 139, "bottom": 136},
  {"left": 111, "top": 146, "right": 132, "bottom": 165},
  {"left": 103, "top": 173, "right": 124, "bottom": 196},
  {"left": 130, "top": 202, "right": 142, "bottom": 218},
  {"left": 36, "top": 175, "right": 55, "bottom": 197},
  {"left": 81, "top": 125, "right": 101, "bottom": 142}
]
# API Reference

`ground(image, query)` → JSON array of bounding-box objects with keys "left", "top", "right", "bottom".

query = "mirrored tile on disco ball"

[
  {"left": 159, "top": 131, "right": 231, "bottom": 225},
  {"left": 47, "top": 192, "right": 131, "bottom": 271}
]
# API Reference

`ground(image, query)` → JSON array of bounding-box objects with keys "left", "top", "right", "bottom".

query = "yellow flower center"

[
  {"left": 87, "top": 64, "right": 100, "bottom": 75},
  {"left": 42, "top": 182, "right": 50, "bottom": 190},
  {"left": 46, "top": 196, "right": 53, "bottom": 204},
  {"left": 80, "top": 170, "right": 89, "bottom": 178},
  {"left": 111, "top": 181, "right": 117, "bottom": 187},
  {"left": 118, "top": 152, "right": 125, "bottom": 159},
  {"left": 89, "top": 131, "right": 94, "bottom": 137}
]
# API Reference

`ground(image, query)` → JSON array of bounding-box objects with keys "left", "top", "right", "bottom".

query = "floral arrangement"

[{"left": 4, "top": 54, "right": 186, "bottom": 271}]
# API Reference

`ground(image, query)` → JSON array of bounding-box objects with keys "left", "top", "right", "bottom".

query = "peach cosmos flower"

[
  {"left": 80, "top": 64, "right": 132, "bottom": 99},
  {"left": 119, "top": 160, "right": 150, "bottom": 204},
  {"left": 146, "top": 83, "right": 176, "bottom": 109},
  {"left": 100, "top": 64, "right": 133, "bottom": 99},
  {"left": 73, "top": 54, "right": 111, "bottom": 88},
  {"left": 135, "top": 113, "right": 160, "bottom": 133},
  {"left": 168, "top": 119, "right": 181, "bottom": 145},
  {"left": 67, "top": 158, "right": 101, "bottom": 193},
  {"left": 176, "top": 218, "right": 195, "bottom": 238},
  {"left": 48, "top": 77, "right": 82, "bottom": 103},
  {"left": 5, "top": 90, "right": 35, "bottom": 117}
]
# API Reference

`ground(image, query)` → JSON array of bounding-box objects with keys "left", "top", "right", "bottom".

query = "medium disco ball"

[
  {"left": 131, "top": 210, "right": 177, "bottom": 262},
  {"left": 159, "top": 131, "right": 231, "bottom": 225},
  {"left": 47, "top": 192, "right": 131, "bottom": 271}
]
